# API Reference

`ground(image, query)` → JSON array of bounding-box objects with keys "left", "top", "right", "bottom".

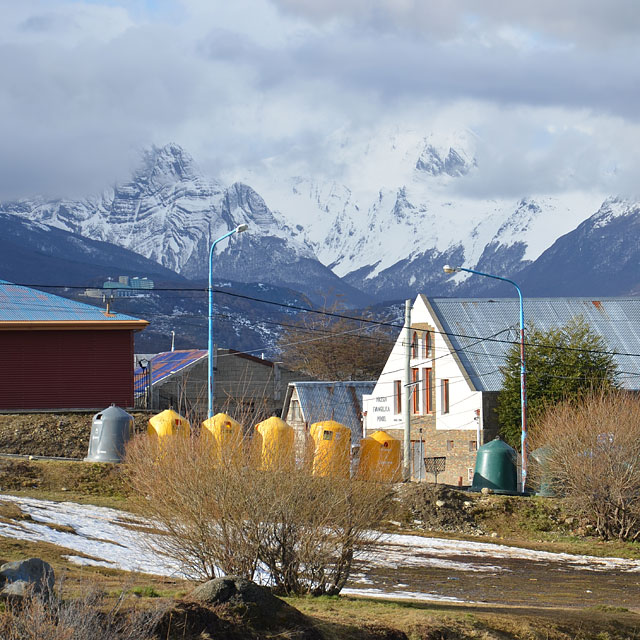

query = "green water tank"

[{"left": 471, "top": 437, "right": 517, "bottom": 494}]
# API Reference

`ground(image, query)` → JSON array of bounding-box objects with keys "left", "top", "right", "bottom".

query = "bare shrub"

[
  {"left": 277, "top": 300, "right": 395, "bottom": 381},
  {"left": 532, "top": 391, "right": 640, "bottom": 541},
  {"left": 218, "top": 370, "right": 275, "bottom": 432},
  {"left": 123, "top": 432, "right": 391, "bottom": 595},
  {"left": 124, "top": 434, "right": 259, "bottom": 580},
  {"left": 0, "top": 582, "right": 163, "bottom": 640}
]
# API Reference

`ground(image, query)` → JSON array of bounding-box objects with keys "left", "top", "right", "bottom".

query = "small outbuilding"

[
  {"left": 281, "top": 381, "right": 374, "bottom": 462},
  {"left": 0, "top": 280, "right": 148, "bottom": 410},
  {"left": 133, "top": 348, "right": 310, "bottom": 419}
]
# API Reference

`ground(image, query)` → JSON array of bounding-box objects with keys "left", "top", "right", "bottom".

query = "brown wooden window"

[
  {"left": 412, "top": 368, "right": 420, "bottom": 414},
  {"left": 394, "top": 380, "right": 402, "bottom": 414},
  {"left": 422, "top": 367, "right": 432, "bottom": 413},
  {"left": 441, "top": 379, "right": 450, "bottom": 414},
  {"left": 411, "top": 331, "right": 419, "bottom": 358},
  {"left": 469, "top": 440, "right": 477, "bottom": 452},
  {"left": 446, "top": 440, "right": 454, "bottom": 451},
  {"left": 424, "top": 332, "right": 431, "bottom": 358}
]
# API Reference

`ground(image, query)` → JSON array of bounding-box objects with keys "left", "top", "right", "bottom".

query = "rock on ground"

[
  {"left": 0, "top": 557, "right": 55, "bottom": 598},
  {"left": 188, "top": 576, "right": 321, "bottom": 639}
]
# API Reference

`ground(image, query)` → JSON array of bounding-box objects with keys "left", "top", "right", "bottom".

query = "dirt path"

[{"left": 350, "top": 532, "right": 640, "bottom": 610}]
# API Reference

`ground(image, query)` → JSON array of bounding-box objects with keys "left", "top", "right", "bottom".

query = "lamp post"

[
  {"left": 208, "top": 224, "right": 249, "bottom": 420},
  {"left": 443, "top": 264, "right": 528, "bottom": 492}
]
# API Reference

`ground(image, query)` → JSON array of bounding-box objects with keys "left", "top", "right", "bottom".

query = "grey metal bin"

[{"left": 85, "top": 404, "right": 134, "bottom": 463}]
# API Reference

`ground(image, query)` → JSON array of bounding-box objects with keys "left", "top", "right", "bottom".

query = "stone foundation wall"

[{"left": 376, "top": 415, "right": 487, "bottom": 486}]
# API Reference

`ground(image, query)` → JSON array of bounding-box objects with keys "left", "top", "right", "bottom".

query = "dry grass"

[
  {"left": 0, "top": 457, "right": 132, "bottom": 509},
  {"left": 287, "top": 595, "right": 640, "bottom": 640},
  {"left": 0, "top": 581, "right": 166, "bottom": 640},
  {"left": 0, "top": 533, "right": 190, "bottom": 603}
]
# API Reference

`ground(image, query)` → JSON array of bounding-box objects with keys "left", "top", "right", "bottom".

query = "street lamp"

[
  {"left": 138, "top": 358, "right": 150, "bottom": 410},
  {"left": 443, "top": 264, "right": 528, "bottom": 491},
  {"left": 208, "top": 224, "right": 249, "bottom": 419}
]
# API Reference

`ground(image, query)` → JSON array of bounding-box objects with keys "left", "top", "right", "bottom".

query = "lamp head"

[
  {"left": 235, "top": 224, "right": 249, "bottom": 234},
  {"left": 443, "top": 264, "right": 461, "bottom": 274}
]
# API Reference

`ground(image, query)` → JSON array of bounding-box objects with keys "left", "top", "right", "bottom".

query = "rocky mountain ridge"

[
  {"left": 2, "top": 139, "right": 640, "bottom": 303},
  {"left": 1, "top": 144, "right": 369, "bottom": 307}
]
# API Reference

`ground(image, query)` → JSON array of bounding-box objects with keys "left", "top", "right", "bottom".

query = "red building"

[{"left": 0, "top": 281, "right": 148, "bottom": 410}]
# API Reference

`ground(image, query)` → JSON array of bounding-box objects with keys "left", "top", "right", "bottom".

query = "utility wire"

[{"left": 6, "top": 281, "right": 640, "bottom": 359}]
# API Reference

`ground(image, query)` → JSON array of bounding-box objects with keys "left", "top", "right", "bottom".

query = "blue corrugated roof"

[
  {"left": 0, "top": 280, "right": 142, "bottom": 323},
  {"left": 294, "top": 381, "right": 375, "bottom": 444},
  {"left": 426, "top": 297, "right": 640, "bottom": 392},
  {"left": 134, "top": 349, "right": 207, "bottom": 393}
]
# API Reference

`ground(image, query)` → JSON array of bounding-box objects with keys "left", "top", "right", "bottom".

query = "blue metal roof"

[
  {"left": 0, "top": 280, "right": 142, "bottom": 323},
  {"left": 134, "top": 349, "right": 207, "bottom": 394},
  {"left": 293, "top": 381, "right": 375, "bottom": 444},
  {"left": 426, "top": 297, "right": 640, "bottom": 392}
]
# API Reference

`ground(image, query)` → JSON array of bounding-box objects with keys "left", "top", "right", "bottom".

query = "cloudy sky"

[{"left": 1, "top": 0, "right": 639, "bottom": 200}]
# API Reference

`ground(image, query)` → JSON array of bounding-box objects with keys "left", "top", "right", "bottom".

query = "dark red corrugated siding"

[{"left": 0, "top": 330, "right": 134, "bottom": 410}]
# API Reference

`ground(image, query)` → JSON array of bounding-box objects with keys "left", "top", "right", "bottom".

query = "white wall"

[{"left": 362, "top": 347, "right": 405, "bottom": 433}]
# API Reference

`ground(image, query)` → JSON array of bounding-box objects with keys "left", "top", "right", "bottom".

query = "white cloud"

[{"left": 0, "top": 0, "right": 638, "bottom": 200}]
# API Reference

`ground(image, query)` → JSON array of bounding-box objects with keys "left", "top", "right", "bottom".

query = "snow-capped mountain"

[
  {"left": 239, "top": 129, "right": 611, "bottom": 299},
  {"left": 3, "top": 136, "right": 640, "bottom": 305},
  {"left": 0, "top": 212, "right": 188, "bottom": 287},
  {"left": 1, "top": 144, "right": 371, "bottom": 306},
  {"left": 503, "top": 198, "right": 640, "bottom": 297}
]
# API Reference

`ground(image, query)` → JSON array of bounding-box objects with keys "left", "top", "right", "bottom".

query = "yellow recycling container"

[
  {"left": 148, "top": 409, "right": 191, "bottom": 439},
  {"left": 310, "top": 420, "right": 351, "bottom": 479},
  {"left": 357, "top": 435, "right": 381, "bottom": 481},
  {"left": 202, "top": 413, "right": 244, "bottom": 466},
  {"left": 254, "top": 417, "right": 295, "bottom": 471},
  {"left": 370, "top": 430, "right": 401, "bottom": 482}
]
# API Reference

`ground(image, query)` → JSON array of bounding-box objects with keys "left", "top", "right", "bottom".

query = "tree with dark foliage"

[{"left": 498, "top": 317, "right": 618, "bottom": 448}]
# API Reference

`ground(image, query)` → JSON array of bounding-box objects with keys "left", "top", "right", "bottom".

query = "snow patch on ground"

[
  {"left": 1, "top": 494, "right": 639, "bottom": 606},
  {"left": 341, "top": 586, "right": 469, "bottom": 603}
]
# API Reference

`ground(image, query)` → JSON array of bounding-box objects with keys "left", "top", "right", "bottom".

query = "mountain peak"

[
  {"left": 139, "top": 143, "right": 199, "bottom": 183},
  {"left": 415, "top": 144, "right": 475, "bottom": 177}
]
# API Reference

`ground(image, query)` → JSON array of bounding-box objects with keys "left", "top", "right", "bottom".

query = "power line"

[{"left": 6, "top": 280, "right": 640, "bottom": 360}]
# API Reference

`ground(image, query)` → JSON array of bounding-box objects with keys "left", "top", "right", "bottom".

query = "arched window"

[
  {"left": 424, "top": 331, "right": 431, "bottom": 358},
  {"left": 411, "top": 332, "right": 419, "bottom": 358}
]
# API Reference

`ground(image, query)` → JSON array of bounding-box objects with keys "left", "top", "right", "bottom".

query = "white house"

[{"left": 363, "top": 294, "right": 640, "bottom": 486}]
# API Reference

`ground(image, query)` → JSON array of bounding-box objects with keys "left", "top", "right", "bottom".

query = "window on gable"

[
  {"left": 394, "top": 380, "right": 402, "bottom": 414},
  {"left": 441, "top": 379, "right": 450, "bottom": 414},
  {"left": 411, "top": 331, "right": 419, "bottom": 359},
  {"left": 290, "top": 399, "right": 302, "bottom": 421},
  {"left": 424, "top": 331, "right": 431, "bottom": 358}
]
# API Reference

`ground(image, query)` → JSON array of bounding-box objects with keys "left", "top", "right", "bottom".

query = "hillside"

[{"left": 0, "top": 416, "right": 638, "bottom": 639}]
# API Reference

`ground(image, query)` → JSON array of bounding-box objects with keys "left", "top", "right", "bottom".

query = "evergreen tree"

[{"left": 498, "top": 317, "right": 618, "bottom": 448}]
